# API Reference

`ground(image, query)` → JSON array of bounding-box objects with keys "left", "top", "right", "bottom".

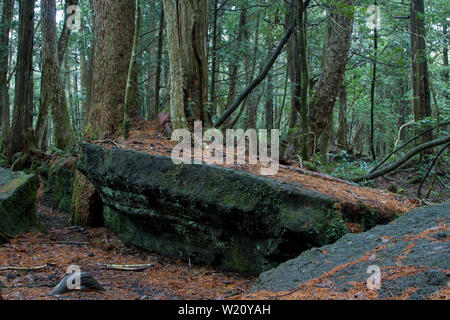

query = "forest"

[{"left": 0, "top": 0, "right": 448, "bottom": 303}]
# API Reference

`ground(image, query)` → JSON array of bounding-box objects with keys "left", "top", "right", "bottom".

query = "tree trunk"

[
  {"left": 308, "top": 0, "right": 354, "bottom": 152},
  {"left": 123, "top": 0, "right": 141, "bottom": 139},
  {"left": 222, "top": 8, "right": 247, "bottom": 129},
  {"left": 163, "top": 0, "right": 208, "bottom": 130},
  {"left": 297, "top": 0, "right": 310, "bottom": 160},
  {"left": 151, "top": 5, "right": 164, "bottom": 121},
  {"left": 35, "top": 0, "right": 75, "bottom": 151},
  {"left": 0, "top": 0, "right": 14, "bottom": 141},
  {"left": 86, "top": 0, "right": 135, "bottom": 139},
  {"left": 5, "top": 0, "right": 35, "bottom": 163},
  {"left": 410, "top": 0, "right": 432, "bottom": 144},
  {"left": 286, "top": 5, "right": 300, "bottom": 130},
  {"left": 336, "top": 84, "right": 347, "bottom": 147}
]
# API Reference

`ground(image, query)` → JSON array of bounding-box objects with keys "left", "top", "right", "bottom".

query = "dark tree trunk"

[
  {"left": 308, "top": 0, "right": 354, "bottom": 152},
  {"left": 86, "top": 0, "right": 135, "bottom": 139},
  {"left": 5, "top": 0, "right": 35, "bottom": 163},
  {"left": 35, "top": 0, "right": 75, "bottom": 150},
  {"left": 410, "top": 0, "right": 432, "bottom": 143},
  {"left": 0, "top": 0, "right": 14, "bottom": 141},
  {"left": 151, "top": 5, "right": 164, "bottom": 121}
]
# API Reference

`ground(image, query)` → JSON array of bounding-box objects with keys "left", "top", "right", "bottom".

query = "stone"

[
  {"left": 0, "top": 168, "right": 40, "bottom": 239},
  {"left": 78, "top": 143, "right": 401, "bottom": 275},
  {"left": 250, "top": 202, "right": 450, "bottom": 299}
]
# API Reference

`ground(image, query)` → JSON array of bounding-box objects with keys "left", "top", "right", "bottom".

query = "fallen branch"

[
  {"left": 353, "top": 135, "right": 450, "bottom": 183},
  {"left": 417, "top": 142, "right": 449, "bottom": 199},
  {"left": 369, "top": 121, "right": 450, "bottom": 174},
  {"left": 43, "top": 241, "right": 89, "bottom": 246},
  {"left": 105, "top": 264, "right": 154, "bottom": 271},
  {"left": 0, "top": 264, "right": 47, "bottom": 271}
]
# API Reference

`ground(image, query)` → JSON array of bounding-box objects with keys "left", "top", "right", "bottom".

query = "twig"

[
  {"left": 104, "top": 264, "right": 154, "bottom": 271},
  {"left": 0, "top": 264, "right": 47, "bottom": 271}
]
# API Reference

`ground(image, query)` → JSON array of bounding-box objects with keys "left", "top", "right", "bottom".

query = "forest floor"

[{"left": 0, "top": 204, "right": 255, "bottom": 300}]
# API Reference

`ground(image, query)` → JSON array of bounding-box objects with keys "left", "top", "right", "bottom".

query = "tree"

[
  {"left": 308, "top": 0, "right": 354, "bottom": 153},
  {"left": 163, "top": 0, "right": 208, "bottom": 130},
  {"left": 35, "top": 0, "right": 76, "bottom": 151},
  {"left": 5, "top": 0, "right": 35, "bottom": 163},
  {"left": 410, "top": 0, "right": 432, "bottom": 143},
  {"left": 0, "top": 0, "right": 14, "bottom": 141},
  {"left": 85, "top": 0, "right": 135, "bottom": 139}
]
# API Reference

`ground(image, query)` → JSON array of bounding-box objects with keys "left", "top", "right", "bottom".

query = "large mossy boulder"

[
  {"left": 249, "top": 202, "right": 450, "bottom": 299},
  {"left": 78, "top": 143, "right": 399, "bottom": 275},
  {"left": 0, "top": 168, "right": 40, "bottom": 241},
  {"left": 40, "top": 158, "right": 76, "bottom": 213}
]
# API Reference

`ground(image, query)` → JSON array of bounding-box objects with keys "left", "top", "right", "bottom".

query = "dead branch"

[
  {"left": 0, "top": 264, "right": 47, "bottom": 271},
  {"left": 353, "top": 135, "right": 450, "bottom": 183},
  {"left": 105, "top": 264, "right": 154, "bottom": 271}
]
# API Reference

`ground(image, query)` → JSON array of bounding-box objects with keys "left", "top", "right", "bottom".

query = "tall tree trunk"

[
  {"left": 151, "top": 5, "right": 164, "bottom": 120},
  {"left": 369, "top": 0, "right": 378, "bottom": 161},
  {"left": 209, "top": 0, "right": 219, "bottom": 121},
  {"left": 336, "top": 84, "right": 347, "bottom": 147},
  {"left": 286, "top": 5, "right": 300, "bottom": 129},
  {"left": 0, "top": 0, "right": 14, "bottom": 141},
  {"left": 265, "top": 72, "right": 274, "bottom": 130},
  {"left": 410, "top": 0, "right": 432, "bottom": 144},
  {"left": 297, "top": 0, "right": 310, "bottom": 160},
  {"left": 163, "top": 0, "right": 208, "bottom": 130},
  {"left": 86, "top": 0, "right": 135, "bottom": 139},
  {"left": 222, "top": 8, "right": 247, "bottom": 129},
  {"left": 5, "top": 0, "right": 35, "bottom": 163},
  {"left": 36, "top": 0, "right": 75, "bottom": 151},
  {"left": 123, "top": 0, "right": 141, "bottom": 139},
  {"left": 245, "top": 11, "right": 261, "bottom": 130},
  {"left": 441, "top": 22, "right": 448, "bottom": 103},
  {"left": 308, "top": 0, "right": 354, "bottom": 153}
]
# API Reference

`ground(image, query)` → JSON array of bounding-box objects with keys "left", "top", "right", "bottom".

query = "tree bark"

[
  {"left": 151, "top": 5, "right": 164, "bottom": 121},
  {"left": 308, "top": 0, "right": 354, "bottom": 151},
  {"left": 35, "top": 0, "right": 75, "bottom": 151},
  {"left": 410, "top": 0, "right": 432, "bottom": 143},
  {"left": 163, "top": 0, "right": 208, "bottom": 130},
  {"left": 5, "top": 0, "right": 35, "bottom": 163},
  {"left": 0, "top": 0, "right": 14, "bottom": 141},
  {"left": 123, "top": 0, "right": 141, "bottom": 139},
  {"left": 86, "top": 0, "right": 135, "bottom": 139}
]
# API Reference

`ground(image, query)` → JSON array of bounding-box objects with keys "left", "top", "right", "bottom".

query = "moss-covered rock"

[
  {"left": 0, "top": 168, "right": 40, "bottom": 239},
  {"left": 40, "top": 158, "right": 76, "bottom": 213},
  {"left": 78, "top": 143, "right": 397, "bottom": 275}
]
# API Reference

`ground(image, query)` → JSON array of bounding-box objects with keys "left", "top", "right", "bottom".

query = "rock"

[
  {"left": 78, "top": 143, "right": 401, "bottom": 275},
  {"left": 70, "top": 170, "right": 104, "bottom": 227},
  {"left": 0, "top": 168, "right": 40, "bottom": 240},
  {"left": 40, "top": 158, "right": 76, "bottom": 213},
  {"left": 250, "top": 202, "right": 450, "bottom": 299}
]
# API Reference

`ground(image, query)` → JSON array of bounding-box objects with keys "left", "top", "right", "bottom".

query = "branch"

[
  {"left": 352, "top": 135, "right": 450, "bottom": 183},
  {"left": 369, "top": 121, "right": 450, "bottom": 174},
  {"left": 213, "top": 25, "right": 293, "bottom": 128}
]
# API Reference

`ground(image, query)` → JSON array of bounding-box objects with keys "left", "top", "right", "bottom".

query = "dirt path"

[{"left": 0, "top": 205, "right": 255, "bottom": 300}]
